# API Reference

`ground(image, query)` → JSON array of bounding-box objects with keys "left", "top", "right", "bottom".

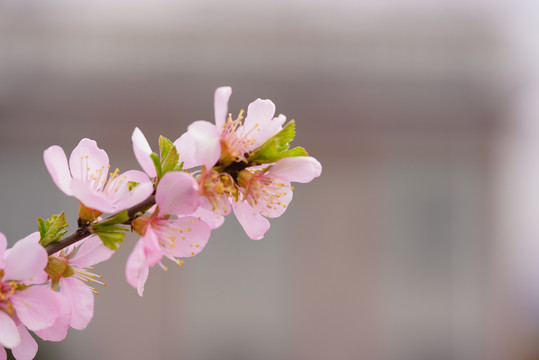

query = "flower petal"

[
  {"left": 12, "top": 325, "right": 38, "bottom": 360},
  {"left": 142, "top": 230, "right": 163, "bottom": 267},
  {"left": 0, "top": 346, "right": 6, "bottom": 360},
  {"left": 3, "top": 233, "right": 47, "bottom": 283},
  {"left": 244, "top": 99, "right": 276, "bottom": 128},
  {"left": 11, "top": 232, "right": 48, "bottom": 285},
  {"left": 34, "top": 291, "right": 70, "bottom": 341},
  {"left": 0, "top": 232, "right": 6, "bottom": 262},
  {"left": 241, "top": 99, "right": 285, "bottom": 151},
  {"left": 125, "top": 240, "right": 149, "bottom": 297},
  {"left": 214, "top": 86, "right": 232, "bottom": 130},
  {"left": 176, "top": 121, "right": 220, "bottom": 169},
  {"left": 156, "top": 172, "right": 199, "bottom": 215},
  {"left": 69, "top": 139, "right": 109, "bottom": 182},
  {"left": 12, "top": 286, "right": 61, "bottom": 331},
  {"left": 174, "top": 132, "right": 197, "bottom": 170},
  {"left": 268, "top": 156, "right": 322, "bottom": 183},
  {"left": 232, "top": 200, "right": 270, "bottom": 240},
  {"left": 132, "top": 127, "right": 157, "bottom": 178},
  {"left": 109, "top": 170, "right": 153, "bottom": 211},
  {"left": 137, "top": 266, "right": 149, "bottom": 297},
  {"left": 43, "top": 145, "right": 73, "bottom": 196},
  {"left": 70, "top": 235, "right": 114, "bottom": 268},
  {"left": 70, "top": 178, "right": 114, "bottom": 213},
  {"left": 61, "top": 277, "right": 94, "bottom": 330},
  {"left": 256, "top": 179, "right": 293, "bottom": 219},
  {"left": 0, "top": 312, "right": 20, "bottom": 349},
  {"left": 190, "top": 199, "right": 225, "bottom": 229},
  {"left": 170, "top": 217, "right": 211, "bottom": 258}
]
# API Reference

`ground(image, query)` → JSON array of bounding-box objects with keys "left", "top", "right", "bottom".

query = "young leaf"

[
  {"left": 174, "top": 161, "right": 184, "bottom": 172},
  {"left": 90, "top": 211, "right": 129, "bottom": 250},
  {"left": 248, "top": 121, "right": 308, "bottom": 164},
  {"left": 272, "top": 119, "right": 297, "bottom": 146},
  {"left": 37, "top": 212, "right": 68, "bottom": 247},
  {"left": 94, "top": 229, "right": 126, "bottom": 251},
  {"left": 93, "top": 210, "right": 129, "bottom": 228},
  {"left": 150, "top": 152, "right": 162, "bottom": 179},
  {"left": 159, "top": 136, "right": 180, "bottom": 175}
]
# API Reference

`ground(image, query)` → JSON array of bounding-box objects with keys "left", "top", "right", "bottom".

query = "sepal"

[
  {"left": 44, "top": 256, "right": 75, "bottom": 290},
  {"left": 78, "top": 203, "right": 103, "bottom": 224}
]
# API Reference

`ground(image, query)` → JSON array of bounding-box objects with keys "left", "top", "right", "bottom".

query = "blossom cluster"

[{"left": 0, "top": 87, "right": 321, "bottom": 359}]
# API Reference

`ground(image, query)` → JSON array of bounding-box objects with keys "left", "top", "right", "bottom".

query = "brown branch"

[{"left": 45, "top": 195, "right": 156, "bottom": 256}]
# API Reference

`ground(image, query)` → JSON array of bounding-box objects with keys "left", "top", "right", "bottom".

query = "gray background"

[{"left": 1, "top": 0, "right": 539, "bottom": 359}]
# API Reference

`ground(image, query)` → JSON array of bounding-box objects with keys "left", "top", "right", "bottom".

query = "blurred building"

[{"left": 0, "top": 1, "right": 538, "bottom": 359}]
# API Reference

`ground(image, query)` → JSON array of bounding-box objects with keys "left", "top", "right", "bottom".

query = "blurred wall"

[{"left": 0, "top": 1, "right": 534, "bottom": 359}]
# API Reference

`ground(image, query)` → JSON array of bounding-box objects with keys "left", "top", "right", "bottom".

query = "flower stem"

[{"left": 45, "top": 195, "right": 156, "bottom": 256}]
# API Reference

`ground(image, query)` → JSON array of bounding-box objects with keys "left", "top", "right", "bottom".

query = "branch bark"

[{"left": 45, "top": 195, "right": 156, "bottom": 256}]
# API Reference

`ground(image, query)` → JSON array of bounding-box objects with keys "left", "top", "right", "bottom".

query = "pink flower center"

[
  {"left": 78, "top": 156, "right": 128, "bottom": 199},
  {"left": 149, "top": 219, "right": 189, "bottom": 269},
  {"left": 221, "top": 111, "right": 260, "bottom": 162},
  {"left": 0, "top": 280, "right": 18, "bottom": 315},
  {"left": 240, "top": 170, "right": 291, "bottom": 215},
  {"left": 198, "top": 170, "right": 236, "bottom": 215}
]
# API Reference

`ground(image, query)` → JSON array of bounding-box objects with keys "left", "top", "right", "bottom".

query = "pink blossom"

[
  {"left": 44, "top": 138, "right": 153, "bottom": 214},
  {"left": 33, "top": 294, "right": 70, "bottom": 344},
  {"left": 196, "top": 169, "right": 233, "bottom": 217},
  {"left": 132, "top": 128, "right": 202, "bottom": 215},
  {"left": 175, "top": 86, "right": 286, "bottom": 169},
  {"left": 173, "top": 88, "right": 321, "bottom": 239},
  {"left": 132, "top": 128, "right": 224, "bottom": 228},
  {"left": 188, "top": 196, "right": 225, "bottom": 230},
  {"left": 0, "top": 232, "right": 62, "bottom": 357},
  {"left": 126, "top": 215, "right": 211, "bottom": 296},
  {"left": 132, "top": 127, "right": 157, "bottom": 178},
  {"left": 172, "top": 86, "right": 290, "bottom": 221},
  {"left": 155, "top": 171, "right": 200, "bottom": 216},
  {"left": 126, "top": 154, "right": 211, "bottom": 295},
  {"left": 39, "top": 235, "right": 114, "bottom": 334},
  {"left": 233, "top": 156, "right": 322, "bottom": 240},
  {"left": 0, "top": 324, "right": 38, "bottom": 360}
]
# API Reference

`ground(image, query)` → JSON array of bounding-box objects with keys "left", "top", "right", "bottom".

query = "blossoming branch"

[{"left": 0, "top": 87, "right": 321, "bottom": 359}]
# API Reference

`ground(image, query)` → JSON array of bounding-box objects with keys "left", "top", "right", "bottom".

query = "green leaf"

[
  {"left": 159, "top": 136, "right": 180, "bottom": 175},
  {"left": 93, "top": 210, "right": 129, "bottom": 228},
  {"left": 174, "top": 161, "right": 184, "bottom": 172},
  {"left": 148, "top": 137, "right": 181, "bottom": 182},
  {"left": 248, "top": 121, "right": 308, "bottom": 164},
  {"left": 282, "top": 146, "right": 308, "bottom": 157},
  {"left": 37, "top": 212, "right": 68, "bottom": 247},
  {"left": 95, "top": 230, "right": 126, "bottom": 251},
  {"left": 150, "top": 152, "right": 162, "bottom": 179},
  {"left": 91, "top": 211, "right": 129, "bottom": 250},
  {"left": 273, "top": 119, "right": 297, "bottom": 146}
]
